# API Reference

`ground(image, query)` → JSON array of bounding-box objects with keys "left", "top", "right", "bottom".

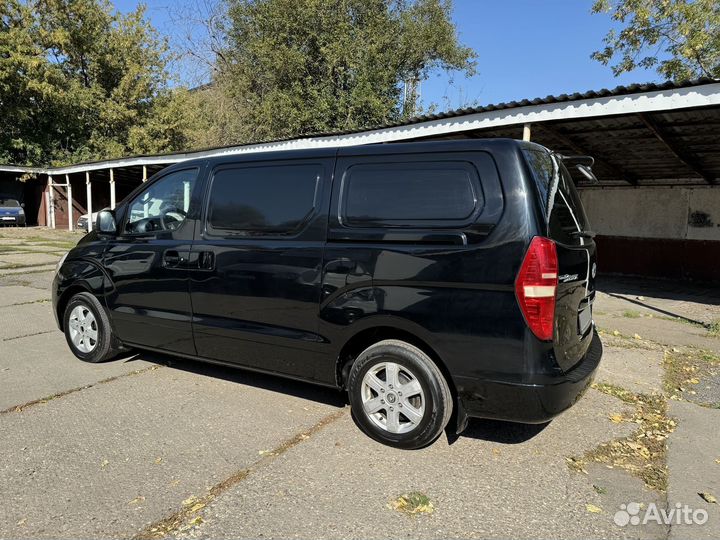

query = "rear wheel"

[
  {"left": 348, "top": 339, "right": 452, "bottom": 449},
  {"left": 63, "top": 292, "right": 120, "bottom": 363}
]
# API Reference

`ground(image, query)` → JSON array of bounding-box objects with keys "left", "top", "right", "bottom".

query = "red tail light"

[{"left": 515, "top": 236, "right": 558, "bottom": 341}]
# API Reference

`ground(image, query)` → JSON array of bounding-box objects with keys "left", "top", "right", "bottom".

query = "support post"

[
  {"left": 522, "top": 123, "right": 531, "bottom": 142},
  {"left": 47, "top": 175, "right": 55, "bottom": 229},
  {"left": 142, "top": 165, "right": 147, "bottom": 182},
  {"left": 86, "top": 171, "right": 93, "bottom": 232},
  {"left": 66, "top": 174, "right": 73, "bottom": 231},
  {"left": 109, "top": 168, "right": 116, "bottom": 209}
]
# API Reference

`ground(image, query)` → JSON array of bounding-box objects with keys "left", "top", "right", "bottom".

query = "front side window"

[
  {"left": 207, "top": 163, "right": 320, "bottom": 236},
  {"left": 125, "top": 168, "right": 198, "bottom": 234}
]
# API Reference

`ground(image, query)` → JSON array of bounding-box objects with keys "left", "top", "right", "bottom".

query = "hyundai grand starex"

[{"left": 53, "top": 139, "right": 602, "bottom": 449}]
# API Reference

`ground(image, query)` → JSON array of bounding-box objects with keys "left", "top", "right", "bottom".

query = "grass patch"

[
  {"left": 623, "top": 310, "right": 641, "bottom": 318},
  {"left": 388, "top": 492, "right": 434, "bottom": 515},
  {"left": 567, "top": 383, "right": 674, "bottom": 492},
  {"left": 708, "top": 320, "right": 720, "bottom": 338},
  {"left": 663, "top": 348, "right": 720, "bottom": 405}
]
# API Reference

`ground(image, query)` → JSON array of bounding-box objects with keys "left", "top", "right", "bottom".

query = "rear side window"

[
  {"left": 523, "top": 149, "right": 591, "bottom": 245},
  {"left": 207, "top": 164, "right": 320, "bottom": 235},
  {"left": 342, "top": 162, "right": 481, "bottom": 227}
]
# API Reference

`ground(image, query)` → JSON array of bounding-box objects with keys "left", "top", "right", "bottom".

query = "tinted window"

[
  {"left": 523, "top": 149, "right": 590, "bottom": 245},
  {"left": 208, "top": 164, "right": 320, "bottom": 235},
  {"left": 125, "top": 169, "right": 198, "bottom": 234},
  {"left": 343, "top": 162, "right": 479, "bottom": 226}
]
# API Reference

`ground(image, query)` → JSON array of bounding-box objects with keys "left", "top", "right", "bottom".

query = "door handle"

[
  {"left": 163, "top": 250, "right": 187, "bottom": 267},
  {"left": 324, "top": 258, "right": 357, "bottom": 274}
]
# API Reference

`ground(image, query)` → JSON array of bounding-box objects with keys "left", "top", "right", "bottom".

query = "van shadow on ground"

[{"left": 117, "top": 349, "right": 550, "bottom": 446}]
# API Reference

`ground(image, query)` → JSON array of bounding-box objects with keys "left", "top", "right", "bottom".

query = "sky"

[{"left": 115, "top": 0, "right": 663, "bottom": 111}]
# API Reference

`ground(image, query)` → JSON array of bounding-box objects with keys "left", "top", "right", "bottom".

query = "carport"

[{"left": 3, "top": 78, "right": 719, "bottom": 280}]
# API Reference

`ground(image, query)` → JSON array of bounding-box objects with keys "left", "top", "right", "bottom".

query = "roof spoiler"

[{"left": 557, "top": 154, "right": 598, "bottom": 184}]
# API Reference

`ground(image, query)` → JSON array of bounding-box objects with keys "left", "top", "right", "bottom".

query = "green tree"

[
  {"left": 211, "top": 0, "right": 476, "bottom": 145},
  {"left": 591, "top": 0, "right": 720, "bottom": 80},
  {"left": 0, "top": 0, "right": 187, "bottom": 166}
]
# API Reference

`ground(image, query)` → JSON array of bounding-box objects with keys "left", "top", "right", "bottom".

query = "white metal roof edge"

[{"left": 4, "top": 81, "right": 720, "bottom": 177}]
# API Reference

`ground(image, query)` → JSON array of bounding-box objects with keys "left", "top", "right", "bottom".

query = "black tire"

[
  {"left": 347, "top": 339, "right": 453, "bottom": 449},
  {"left": 63, "top": 292, "right": 120, "bottom": 363}
]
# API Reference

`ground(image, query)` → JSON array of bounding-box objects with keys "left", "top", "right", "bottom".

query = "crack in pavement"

[
  {"left": 0, "top": 365, "right": 162, "bottom": 414},
  {"left": 133, "top": 407, "right": 348, "bottom": 540},
  {"left": 2, "top": 329, "right": 54, "bottom": 342}
]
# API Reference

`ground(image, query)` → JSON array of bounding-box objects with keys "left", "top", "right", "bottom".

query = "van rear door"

[{"left": 523, "top": 149, "right": 596, "bottom": 371}]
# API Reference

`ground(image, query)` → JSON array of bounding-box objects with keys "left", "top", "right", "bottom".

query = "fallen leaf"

[
  {"left": 182, "top": 496, "right": 199, "bottom": 507},
  {"left": 100, "top": 459, "right": 109, "bottom": 469},
  {"left": 586, "top": 504, "right": 603, "bottom": 513},
  {"left": 189, "top": 516, "right": 204, "bottom": 526},
  {"left": 492, "top": 448, "right": 501, "bottom": 456},
  {"left": 16, "top": 518, "right": 26, "bottom": 526},
  {"left": 609, "top": 413, "right": 624, "bottom": 424},
  {"left": 189, "top": 503, "right": 206, "bottom": 513},
  {"left": 128, "top": 496, "right": 145, "bottom": 505},
  {"left": 714, "top": 458, "right": 720, "bottom": 464},
  {"left": 612, "top": 330, "right": 620, "bottom": 336},
  {"left": 699, "top": 492, "right": 717, "bottom": 504},
  {"left": 688, "top": 378, "right": 700, "bottom": 384},
  {"left": 154, "top": 457, "right": 163, "bottom": 465},
  {"left": 633, "top": 333, "right": 642, "bottom": 340}
]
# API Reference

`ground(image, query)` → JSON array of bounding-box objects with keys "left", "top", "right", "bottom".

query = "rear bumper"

[{"left": 457, "top": 329, "right": 602, "bottom": 424}]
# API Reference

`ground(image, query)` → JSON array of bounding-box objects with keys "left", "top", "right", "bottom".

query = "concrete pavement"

[{"left": 1, "top": 228, "right": 718, "bottom": 539}]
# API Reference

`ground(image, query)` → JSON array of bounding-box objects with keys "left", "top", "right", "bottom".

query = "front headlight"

[{"left": 55, "top": 252, "right": 68, "bottom": 275}]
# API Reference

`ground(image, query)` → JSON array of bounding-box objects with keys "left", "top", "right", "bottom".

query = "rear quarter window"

[
  {"left": 341, "top": 161, "right": 483, "bottom": 228},
  {"left": 523, "top": 149, "right": 591, "bottom": 245}
]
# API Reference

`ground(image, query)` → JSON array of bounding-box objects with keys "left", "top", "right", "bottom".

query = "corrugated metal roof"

[{"left": 1, "top": 77, "right": 718, "bottom": 183}]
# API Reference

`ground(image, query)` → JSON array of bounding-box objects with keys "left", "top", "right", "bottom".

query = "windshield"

[{"left": 0, "top": 198, "right": 20, "bottom": 207}]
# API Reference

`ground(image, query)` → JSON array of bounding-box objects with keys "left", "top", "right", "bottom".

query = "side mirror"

[
  {"left": 20, "top": 202, "right": 25, "bottom": 208},
  {"left": 575, "top": 164, "right": 599, "bottom": 184},
  {"left": 97, "top": 209, "right": 117, "bottom": 234}
]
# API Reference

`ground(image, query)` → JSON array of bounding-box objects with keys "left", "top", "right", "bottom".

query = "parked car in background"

[
  {"left": 53, "top": 139, "right": 601, "bottom": 449},
  {"left": 76, "top": 212, "right": 99, "bottom": 231},
  {"left": 0, "top": 196, "right": 26, "bottom": 226}
]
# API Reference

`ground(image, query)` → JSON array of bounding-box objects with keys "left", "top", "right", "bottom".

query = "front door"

[
  {"left": 189, "top": 156, "right": 335, "bottom": 383},
  {"left": 103, "top": 167, "right": 202, "bottom": 355}
]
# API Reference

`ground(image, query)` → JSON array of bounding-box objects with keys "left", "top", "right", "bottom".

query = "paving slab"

[
  {"left": 0, "top": 285, "right": 50, "bottom": 307},
  {"left": 667, "top": 400, "right": 720, "bottom": 540},
  {"left": 0, "top": 361, "right": 343, "bottom": 539},
  {"left": 0, "top": 301, "right": 58, "bottom": 341},
  {"left": 597, "top": 346, "right": 664, "bottom": 395},
  {"left": 177, "top": 389, "right": 639, "bottom": 540},
  {"left": 594, "top": 312, "right": 720, "bottom": 354},
  {"left": 0, "top": 331, "right": 155, "bottom": 411}
]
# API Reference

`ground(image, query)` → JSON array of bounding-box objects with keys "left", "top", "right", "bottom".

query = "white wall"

[{"left": 579, "top": 186, "right": 720, "bottom": 241}]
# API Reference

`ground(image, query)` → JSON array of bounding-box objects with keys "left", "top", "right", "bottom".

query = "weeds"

[{"left": 568, "top": 383, "right": 674, "bottom": 492}]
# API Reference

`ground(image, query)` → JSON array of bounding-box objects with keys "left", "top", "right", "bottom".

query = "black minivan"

[{"left": 53, "top": 139, "right": 601, "bottom": 449}]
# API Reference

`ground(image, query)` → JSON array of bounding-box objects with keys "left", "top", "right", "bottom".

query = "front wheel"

[
  {"left": 63, "top": 292, "right": 120, "bottom": 363},
  {"left": 347, "top": 339, "right": 453, "bottom": 449}
]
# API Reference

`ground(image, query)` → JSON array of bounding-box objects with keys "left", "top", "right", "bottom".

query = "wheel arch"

[
  {"left": 335, "top": 326, "right": 457, "bottom": 402},
  {"left": 56, "top": 283, "right": 95, "bottom": 332}
]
